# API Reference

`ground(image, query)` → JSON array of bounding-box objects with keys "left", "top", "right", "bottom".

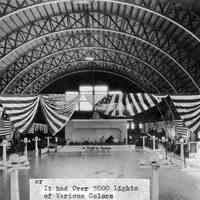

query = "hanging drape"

[
  {"left": 170, "top": 95, "right": 200, "bottom": 134},
  {"left": 0, "top": 120, "right": 14, "bottom": 137},
  {"left": 0, "top": 96, "right": 39, "bottom": 133},
  {"left": 40, "top": 94, "right": 79, "bottom": 136},
  {"left": 95, "top": 93, "right": 161, "bottom": 117}
]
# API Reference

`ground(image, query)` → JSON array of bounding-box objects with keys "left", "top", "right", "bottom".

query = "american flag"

[
  {"left": 95, "top": 94, "right": 117, "bottom": 115},
  {"left": 95, "top": 93, "right": 161, "bottom": 117},
  {"left": 175, "top": 120, "right": 189, "bottom": 137},
  {"left": 0, "top": 120, "right": 13, "bottom": 137},
  {"left": 41, "top": 94, "right": 80, "bottom": 135},
  {"left": 170, "top": 95, "right": 200, "bottom": 134}
]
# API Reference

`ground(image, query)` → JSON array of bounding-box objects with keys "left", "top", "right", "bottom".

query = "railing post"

[
  {"left": 151, "top": 162, "right": 160, "bottom": 200},
  {"left": 2, "top": 140, "right": 7, "bottom": 164},
  {"left": 143, "top": 136, "right": 146, "bottom": 149},
  {"left": 10, "top": 169, "right": 20, "bottom": 200},
  {"left": 47, "top": 137, "right": 50, "bottom": 148},
  {"left": 180, "top": 138, "right": 185, "bottom": 168},
  {"left": 24, "top": 138, "right": 28, "bottom": 161},
  {"left": 153, "top": 136, "right": 156, "bottom": 151},
  {"left": 35, "top": 136, "right": 39, "bottom": 157}
]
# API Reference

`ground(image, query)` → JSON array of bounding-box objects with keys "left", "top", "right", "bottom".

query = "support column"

[
  {"left": 2, "top": 140, "right": 7, "bottom": 164},
  {"left": 35, "top": 136, "right": 39, "bottom": 157},
  {"left": 10, "top": 169, "right": 20, "bottom": 200},
  {"left": 24, "top": 138, "right": 28, "bottom": 161},
  {"left": 47, "top": 137, "right": 50, "bottom": 148},
  {"left": 188, "top": 142, "right": 191, "bottom": 159},
  {"left": 153, "top": 136, "right": 156, "bottom": 151},
  {"left": 151, "top": 163, "right": 160, "bottom": 200},
  {"left": 142, "top": 136, "right": 146, "bottom": 149},
  {"left": 180, "top": 138, "right": 185, "bottom": 168},
  {"left": 55, "top": 137, "right": 58, "bottom": 151}
]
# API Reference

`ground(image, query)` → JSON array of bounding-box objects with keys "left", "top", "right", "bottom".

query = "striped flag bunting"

[
  {"left": 0, "top": 120, "right": 13, "bottom": 137},
  {"left": 174, "top": 120, "right": 189, "bottom": 137},
  {"left": 170, "top": 95, "right": 200, "bottom": 134},
  {"left": 40, "top": 94, "right": 79, "bottom": 135},
  {"left": 0, "top": 96, "right": 40, "bottom": 133},
  {"left": 95, "top": 93, "right": 161, "bottom": 117}
]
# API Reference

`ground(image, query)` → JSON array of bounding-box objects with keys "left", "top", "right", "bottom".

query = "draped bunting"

[
  {"left": 175, "top": 120, "right": 189, "bottom": 137},
  {"left": 170, "top": 95, "right": 200, "bottom": 134},
  {"left": 95, "top": 93, "right": 161, "bottom": 117},
  {"left": 0, "top": 93, "right": 199, "bottom": 137},
  {"left": 40, "top": 94, "right": 79, "bottom": 136},
  {"left": 0, "top": 120, "right": 13, "bottom": 137},
  {"left": 0, "top": 96, "right": 39, "bottom": 133}
]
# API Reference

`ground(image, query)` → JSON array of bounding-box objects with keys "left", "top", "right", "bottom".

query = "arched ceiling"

[{"left": 0, "top": 0, "right": 200, "bottom": 94}]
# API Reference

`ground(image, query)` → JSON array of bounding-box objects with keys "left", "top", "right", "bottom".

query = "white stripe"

[
  {"left": 175, "top": 104, "right": 200, "bottom": 113},
  {"left": 117, "top": 93, "right": 124, "bottom": 116},
  {"left": 173, "top": 101, "right": 200, "bottom": 108},
  {"left": 137, "top": 93, "right": 148, "bottom": 110},
  {"left": 171, "top": 95, "right": 200, "bottom": 100},
  {"left": 105, "top": 94, "right": 116, "bottom": 115},
  {"left": 126, "top": 95, "right": 134, "bottom": 116},
  {"left": 0, "top": 96, "right": 37, "bottom": 101},
  {"left": 130, "top": 93, "right": 142, "bottom": 113},
  {"left": 145, "top": 93, "right": 156, "bottom": 107},
  {"left": 177, "top": 107, "right": 200, "bottom": 120}
]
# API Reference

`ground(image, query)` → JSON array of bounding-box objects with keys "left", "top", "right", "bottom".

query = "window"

[
  {"left": 79, "top": 86, "right": 93, "bottom": 111},
  {"left": 65, "top": 85, "right": 120, "bottom": 111},
  {"left": 127, "top": 121, "right": 135, "bottom": 130},
  {"left": 65, "top": 91, "right": 79, "bottom": 110},
  {"left": 139, "top": 123, "right": 143, "bottom": 129},
  {"left": 94, "top": 85, "right": 108, "bottom": 104}
]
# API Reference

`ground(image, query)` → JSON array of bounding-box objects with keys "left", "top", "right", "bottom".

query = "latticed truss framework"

[{"left": 0, "top": 0, "right": 200, "bottom": 94}]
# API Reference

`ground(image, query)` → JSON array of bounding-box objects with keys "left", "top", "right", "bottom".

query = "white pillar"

[
  {"left": 35, "top": 136, "right": 39, "bottom": 157},
  {"left": 180, "top": 139, "right": 185, "bottom": 168},
  {"left": 10, "top": 169, "right": 20, "bottom": 200},
  {"left": 153, "top": 136, "right": 156, "bottom": 151},
  {"left": 24, "top": 138, "right": 28, "bottom": 160},
  {"left": 2, "top": 140, "right": 7, "bottom": 164},
  {"left": 47, "top": 137, "right": 50, "bottom": 148},
  {"left": 151, "top": 163, "right": 160, "bottom": 200},
  {"left": 188, "top": 142, "right": 191, "bottom": 159},
  {"left": 142, "top": 136, "right": 146, "bottom": 149},
  {"left": 55, "top": 137, "right": 58, "bottom": 143}
]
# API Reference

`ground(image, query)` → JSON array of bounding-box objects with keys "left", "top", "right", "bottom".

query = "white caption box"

[{"left": 30, "top": 178, "right": 150, "bottom": 200}]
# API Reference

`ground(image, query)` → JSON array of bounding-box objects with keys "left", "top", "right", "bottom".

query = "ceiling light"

[{"left": 85, "top": 56, "right": 94, "bottom": 61}]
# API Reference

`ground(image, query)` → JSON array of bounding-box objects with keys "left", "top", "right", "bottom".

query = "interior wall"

[{"left": 65, "top": 119, "right": 127, "bottom": 143}]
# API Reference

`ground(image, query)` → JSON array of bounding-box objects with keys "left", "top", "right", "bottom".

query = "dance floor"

[{"left": 0, "top": 150, "right": 200, "bottom": 200}]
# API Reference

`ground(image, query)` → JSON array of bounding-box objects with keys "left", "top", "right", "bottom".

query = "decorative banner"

[
  {"left": 40, "top": 94, "right": 80, "bottom": 136},
  {"left": 170, "top": 95, "right": 200, "bottom": 134},
  {"left": 30, "top": 179, "right": 150, "bottom": 200},
  {"left": 95, "top": 93, "right": 161, "bottom": 117},
  {"left": 0, "top": 120, "right": 14, "bottom": 137},
  {"left": 175, "top": 120, "right": 189, "bottom": 138},
  {"left": 0, "top": 96, "right": 39, "bottom": 133}
]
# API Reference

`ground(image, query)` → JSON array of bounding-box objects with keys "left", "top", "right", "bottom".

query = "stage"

[{"left": 65, "top": 119, "right": 127, "bottom": 144}]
